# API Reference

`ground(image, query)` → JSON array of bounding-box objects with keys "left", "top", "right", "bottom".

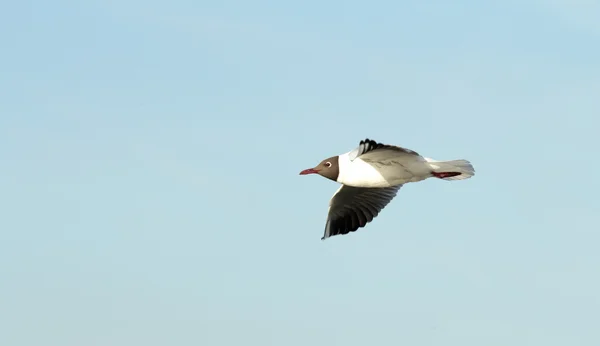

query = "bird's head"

[{"left": 299, "top": 156, "right": 339, "bottom": 182}]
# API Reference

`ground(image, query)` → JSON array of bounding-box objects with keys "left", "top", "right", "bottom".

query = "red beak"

[{"left": 299, "top": 168, "right": 319, "bottom": 175}]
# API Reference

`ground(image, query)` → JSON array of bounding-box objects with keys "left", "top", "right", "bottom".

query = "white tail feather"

[{"left": 425, "top": 158, "right": 475, "bottom": 181}]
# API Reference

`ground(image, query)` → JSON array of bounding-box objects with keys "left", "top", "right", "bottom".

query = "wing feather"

[
  {"left": 348, "top": 138, "right": 420, "bottom": 162},
  {"left": 322, "top": 184, "right": 402, "bottom": 239}
]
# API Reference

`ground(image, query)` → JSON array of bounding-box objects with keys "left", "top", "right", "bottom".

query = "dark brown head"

[{"left": 299, "top": 156, "right": 340, "bottom": 182}]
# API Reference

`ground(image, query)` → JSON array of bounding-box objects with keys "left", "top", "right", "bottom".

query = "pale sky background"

[{"left": 2, "top": 1, "right": 600, "bottom": 345}]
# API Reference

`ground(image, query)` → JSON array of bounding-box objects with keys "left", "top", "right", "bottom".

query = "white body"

[{"left": 336, "top": 152, "right": 474, "bottom": 188}]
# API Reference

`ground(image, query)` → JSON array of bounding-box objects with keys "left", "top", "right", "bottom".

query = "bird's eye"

[{"left": 325, "top": 162, "right": 331, "bottom": 167}]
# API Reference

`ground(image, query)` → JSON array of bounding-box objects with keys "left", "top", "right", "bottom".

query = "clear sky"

[{"left": 2, "top": 1, "right": 600, "bottom": 345}]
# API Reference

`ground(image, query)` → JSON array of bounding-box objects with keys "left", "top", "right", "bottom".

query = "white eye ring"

[{"left": 325, "top": 162, "right": 331, "bottom": 167}]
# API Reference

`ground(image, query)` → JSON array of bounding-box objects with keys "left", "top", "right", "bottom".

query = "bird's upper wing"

[
  {"left": 322, "top": 184, "right": 402, "bottom": 240},
  {"left": 348, "top": 138, "right": 421, "bottom": 163}
]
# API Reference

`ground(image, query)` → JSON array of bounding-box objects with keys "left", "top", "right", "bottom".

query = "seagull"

[{"left": 299, "top": 138, "right": 475, "bottom": 240}]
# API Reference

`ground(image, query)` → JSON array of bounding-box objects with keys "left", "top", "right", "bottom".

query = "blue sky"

[{"left": 2, "top": 1, "right": 600, "bottom": 345}]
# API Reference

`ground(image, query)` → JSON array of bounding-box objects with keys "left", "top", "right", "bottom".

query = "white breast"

[{"left": 337, "top": 153, "right": 391, "bottom": 187}]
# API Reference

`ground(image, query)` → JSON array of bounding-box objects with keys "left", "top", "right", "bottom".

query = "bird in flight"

[{"left": 300, "top": 138, "right": 475, "bottom": 240}]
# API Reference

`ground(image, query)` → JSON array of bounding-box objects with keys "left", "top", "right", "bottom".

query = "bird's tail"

[{"left": 425, "top": 158, "right": 475, "bottom": 181}]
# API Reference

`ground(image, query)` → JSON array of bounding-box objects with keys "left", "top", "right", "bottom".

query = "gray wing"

[
  {"left": 348, "top": 138, "right": 421, "bottom": 162},
  {"left": 322, "top": 184, "right": 402, "bottom": 240}
]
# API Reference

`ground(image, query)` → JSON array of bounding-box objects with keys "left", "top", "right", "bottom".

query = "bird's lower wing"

[{"left": 323, "top": 184, "right": 402, "bottom": 240}]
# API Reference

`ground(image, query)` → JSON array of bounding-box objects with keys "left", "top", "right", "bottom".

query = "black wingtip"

[
  {"left": 357, "top": 138, "right": 385, "bottom": 156},
  {"left": 360, "top": 138, "right": 376, "bottom": 145}
]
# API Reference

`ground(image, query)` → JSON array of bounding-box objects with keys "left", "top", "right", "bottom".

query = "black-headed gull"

[{"left": 300, "top": 138, "right": 475, "bottom": 240}]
